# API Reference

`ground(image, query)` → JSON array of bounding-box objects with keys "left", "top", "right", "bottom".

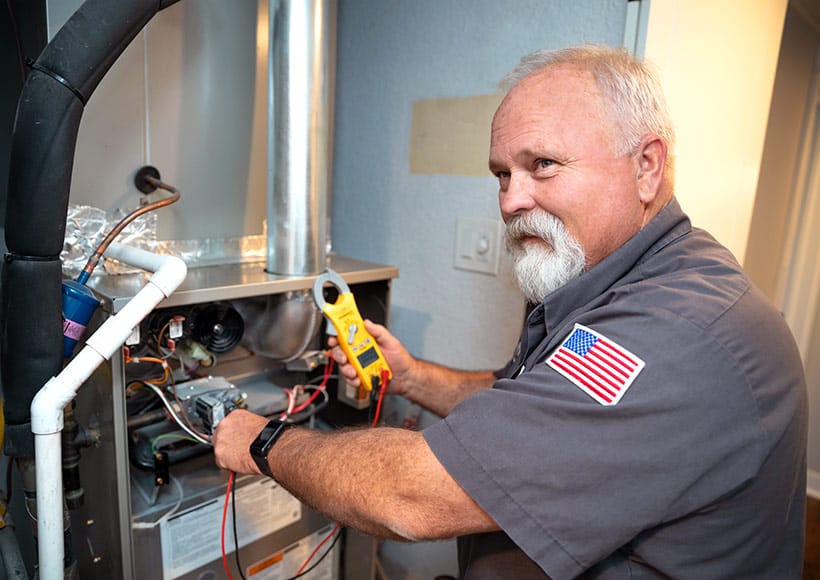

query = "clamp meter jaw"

[{"left": 312, "top": 269, "right": 392, "bottom": 392}]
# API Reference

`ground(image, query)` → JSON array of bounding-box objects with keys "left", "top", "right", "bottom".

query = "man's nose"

[{"left": 499, "top": 173, "right": 537, "bottom": 220}]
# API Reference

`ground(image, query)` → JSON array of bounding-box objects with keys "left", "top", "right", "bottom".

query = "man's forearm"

[
  {"left": 267, "top": 426, "right": 496, "bottom": 540},
  {"left": 401, "top": 361, "right": 495, "bottom": 417}
]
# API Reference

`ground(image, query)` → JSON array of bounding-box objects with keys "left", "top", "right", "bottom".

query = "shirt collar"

[{"left": 532, "top": 198, "right": 691, "bottom": 336}]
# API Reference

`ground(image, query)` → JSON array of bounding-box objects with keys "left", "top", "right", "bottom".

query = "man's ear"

[{"left": 635, "top": 134, "right": 667, "bottom": 204}]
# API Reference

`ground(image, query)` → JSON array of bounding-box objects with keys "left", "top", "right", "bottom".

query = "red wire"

[
  {"left": 287, "top": 358, "right": 334, "bottom": 416},
  {"left": 221, "top": 357, "right": 373, "bottom": 578},
  {"left": 295, "top": 523, "right": 341, "bottom": 576},
  {"left": 294, "top": 359, "right": 381, "bottom": 574},
  {"left": 221, "top": 471, "right": 235, "bottom": 580},
  {"left": 370, "top": 369, "right": 390, "bottom": 428}
]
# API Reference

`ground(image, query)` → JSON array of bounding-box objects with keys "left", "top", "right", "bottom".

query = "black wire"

[
  {"left": 284, "top": 399, "right": 330, "bottom": 425},
  {"left": 284, "top": 527, "right": 343, "bottom": 580},
  {"left": 230, "top": 474, "right": 340, "bottom": 580},
  {"left": 231, "top": 475, "right": 248, "bottom": 580},
  {"left": 367, "top": 389, "right": 375, "bottom": 425}
]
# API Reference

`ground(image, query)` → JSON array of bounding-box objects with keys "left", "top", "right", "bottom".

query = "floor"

[{"left": 807, "top": 496, "right": 820, "bottom": 579}]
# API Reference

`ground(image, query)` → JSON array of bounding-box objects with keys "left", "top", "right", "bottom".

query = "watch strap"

[{"left": 249, "top": 419, "right": 290, "bottom": 477}]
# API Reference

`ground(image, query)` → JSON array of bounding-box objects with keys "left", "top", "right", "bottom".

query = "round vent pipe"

[{"left": 266, "top": 0, "right": 336, "bottom": 276}]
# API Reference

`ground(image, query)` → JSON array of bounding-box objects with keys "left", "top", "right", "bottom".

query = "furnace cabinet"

[{"left": 70, "top": 255, "right": 398, "bottom": 579}]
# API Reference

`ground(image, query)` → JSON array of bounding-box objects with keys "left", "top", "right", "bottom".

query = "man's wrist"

[{"left": 249, "top": 419, "right": 292, "bottom": 477}]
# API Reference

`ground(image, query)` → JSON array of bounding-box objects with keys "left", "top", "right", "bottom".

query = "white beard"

[{"left": 504, "top": 210, "right": 586, "bottom": 303}]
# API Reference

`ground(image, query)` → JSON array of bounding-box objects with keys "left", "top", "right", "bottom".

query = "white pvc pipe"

[{"left": 31, "top": 243, "right": 187, "bottom": 580}]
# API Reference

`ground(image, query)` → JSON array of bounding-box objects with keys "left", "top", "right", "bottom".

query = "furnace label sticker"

[
  {"left": 158, "top": 479, "right": 301, "bottom": 579},
  {"left": 246, "top": 525, "right": 338, "bottom": 579}
]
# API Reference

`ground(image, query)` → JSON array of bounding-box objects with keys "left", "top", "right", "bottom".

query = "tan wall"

[
  {"left": 644, "top": 0, "right": 788, "bottom": 263},
  {"left": 744, "top": 7, "right": 819, "bottom": 300}
]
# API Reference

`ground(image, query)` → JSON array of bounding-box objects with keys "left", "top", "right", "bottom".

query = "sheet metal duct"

[{"left": 267, "top": 0, "right": 336, "bottom": 276}]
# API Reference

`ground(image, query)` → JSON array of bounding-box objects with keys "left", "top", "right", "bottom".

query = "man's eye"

[
  {"left": 495, "top": 171, "right": 510, "bottom": 186},
  {"left": 535, "top": 159, "right": 555, "bottom": 170}
]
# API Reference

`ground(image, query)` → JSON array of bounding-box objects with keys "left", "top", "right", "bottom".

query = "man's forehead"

[
  {"left": 526, "top": 63, "right": 595, "bottom": 85},
  {"left": 502, "top": 66, "right": 598, "bottom": 109},
  {"left": 492, "top": 66, "right": 606, "bottom": 134}
]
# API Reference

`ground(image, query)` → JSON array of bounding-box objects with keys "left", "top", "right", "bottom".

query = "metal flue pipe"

[{"left": 267, "top": 0, "right": 336, "bottom": 275}]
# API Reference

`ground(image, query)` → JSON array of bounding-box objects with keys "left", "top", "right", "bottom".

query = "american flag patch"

[{"left": 546, "top": 324, "right": 645, "bottom": 406}]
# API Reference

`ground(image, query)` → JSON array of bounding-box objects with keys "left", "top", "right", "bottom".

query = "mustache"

[{"left": 504, "top": 211, "right": 563, "bottom": 251}]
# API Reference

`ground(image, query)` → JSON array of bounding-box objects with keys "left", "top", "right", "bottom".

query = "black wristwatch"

[{"left": 249, "top": 419, "right": 291, "bottom": 478}]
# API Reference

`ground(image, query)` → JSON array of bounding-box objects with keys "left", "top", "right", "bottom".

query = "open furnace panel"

[{"left": 66, "top": 256, "right": 397, "bottom": 579}]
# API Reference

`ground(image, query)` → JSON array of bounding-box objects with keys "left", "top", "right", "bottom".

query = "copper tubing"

[{"left": 77, "top": 176, "right": 180, "bottom": 283}]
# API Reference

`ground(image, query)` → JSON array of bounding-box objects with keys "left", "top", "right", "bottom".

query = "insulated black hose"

[{"left": 1, "top": 0, "right": 181, "bottom": 458}]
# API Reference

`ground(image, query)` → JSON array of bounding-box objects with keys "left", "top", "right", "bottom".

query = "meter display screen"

[{"left": 357, "top": 347, "right": 379, "bottom": 368}]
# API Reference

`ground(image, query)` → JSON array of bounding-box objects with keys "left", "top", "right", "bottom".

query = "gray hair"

[{"left": 501, "top": 45, "right": 675, "bottom": 161}]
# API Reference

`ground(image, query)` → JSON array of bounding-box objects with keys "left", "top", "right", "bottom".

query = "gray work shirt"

[{"left": 424, "top": 199, "right": 807, "bottom": 579}]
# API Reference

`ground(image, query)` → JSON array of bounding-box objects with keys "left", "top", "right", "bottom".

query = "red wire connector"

[{"left": 370, "top": 369, "right": 390, "bottom": 428}]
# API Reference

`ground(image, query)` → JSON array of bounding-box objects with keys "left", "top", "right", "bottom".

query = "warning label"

[{"left": 159, "top": 479, "right": 301, "bottom": 579}]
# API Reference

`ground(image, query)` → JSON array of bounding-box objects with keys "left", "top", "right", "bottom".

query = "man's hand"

[
  {"left": 328, "top": 319, "right": 416, "bottom": 397},
  {"left": 329, "top": 320, "right": 495, "bottom": 417},
  {"left": 212, "top": 409, "right": 271, "bottom": 475}
]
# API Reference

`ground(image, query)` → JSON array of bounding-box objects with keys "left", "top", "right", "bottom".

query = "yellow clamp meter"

[{"left": 312, "top": 268, "right": 392, "bottom": 392}]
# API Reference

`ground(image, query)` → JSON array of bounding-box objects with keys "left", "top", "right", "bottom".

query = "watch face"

[
  {"left": 252, "top": 420, "right": 287, "bottom": 457},
  {"left": 259, "top": 424, "right": 279, "bottom": 440},
  {"left": 251, "top": 420, "right": 283, "bottom": 478}
]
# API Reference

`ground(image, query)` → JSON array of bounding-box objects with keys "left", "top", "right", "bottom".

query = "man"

[{"left": 213, "top": 45, "right": 807, "bottom": 578}]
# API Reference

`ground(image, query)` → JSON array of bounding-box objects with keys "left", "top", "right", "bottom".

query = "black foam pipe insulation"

[{"left": 1, "top": 0, "right": 181, "bottom": 458}]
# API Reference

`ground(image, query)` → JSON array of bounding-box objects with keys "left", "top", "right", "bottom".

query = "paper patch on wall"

[{"left": 410, "top": 93, "right": 504, "bottom": 176}]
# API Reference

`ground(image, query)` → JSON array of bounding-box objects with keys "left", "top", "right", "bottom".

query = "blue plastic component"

[{"left": 61, "top": 280, "right": 101, "bottom": 357}]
